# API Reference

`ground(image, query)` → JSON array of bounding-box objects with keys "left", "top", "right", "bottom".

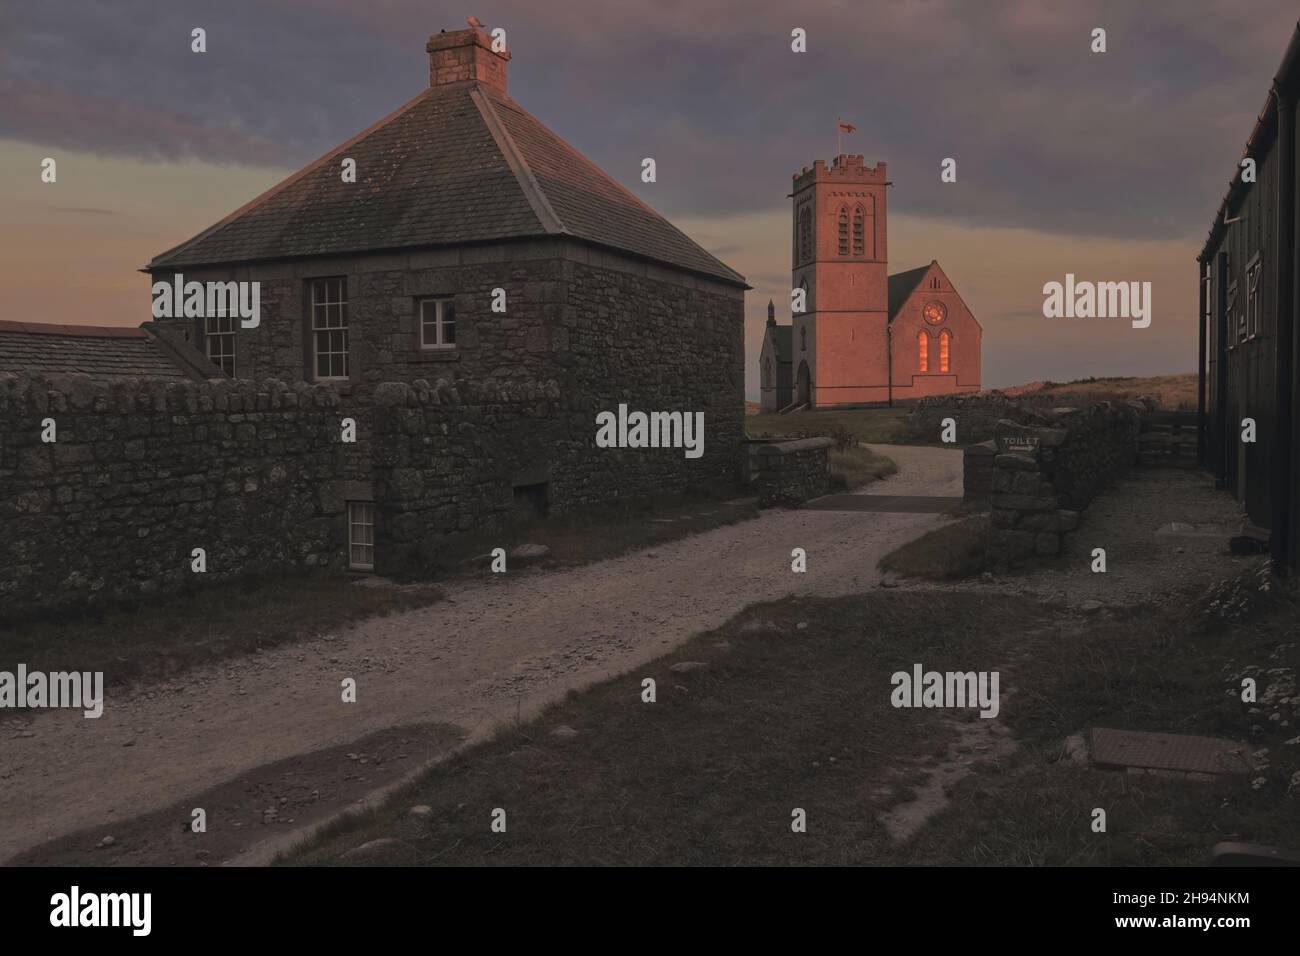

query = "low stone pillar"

[{"left": 750, "top": 436, "right": 834, "bottom": 507}]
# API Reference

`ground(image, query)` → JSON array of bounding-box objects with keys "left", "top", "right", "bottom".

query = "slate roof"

[
  {"left": 0, "top": 321, "right": 201, "bottom": 381},
  {"left": 767, "top": 325, "right": 793, "bottom": 364},
  {"left": 887, "top": 265, "right": 932, "bottom": 319},
  {"left": 149, "top": 83, "right": 746, "bottom": 287}
]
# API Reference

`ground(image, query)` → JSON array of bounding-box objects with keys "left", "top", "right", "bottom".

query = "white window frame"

[
  {"left": 311, "top": 277, "right": 349, "bottom": 381},
  {"left": 419, "top": 297, "right": 457, "bottom": 350},
  {"left": 205, "top": 310, "right": 235, "bottom": 376},
  {"left": 348, "top": 501, "right": 375, "bottom": 571}
]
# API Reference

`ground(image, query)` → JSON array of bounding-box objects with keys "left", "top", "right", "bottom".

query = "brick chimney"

[{"left": 426, "top": 27, "right": 510, "bottom": 94}]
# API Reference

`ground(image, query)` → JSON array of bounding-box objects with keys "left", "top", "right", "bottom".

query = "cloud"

[{"left": 7, "top": 0, "right": 1298, "bottom": 240}]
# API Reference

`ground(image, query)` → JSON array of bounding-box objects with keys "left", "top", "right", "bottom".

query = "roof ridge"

[
  {"left": 147, "top": 87, "right": 439, "bottom": 270},
  {"left": 486, "top": 91, "right": 744, "bottom": 284},
  {"left": 0, "top": 319, "right": 146, "bottom": 337},
  {"left": 470, "top": 86, "right": 567, "bottom": 236}
]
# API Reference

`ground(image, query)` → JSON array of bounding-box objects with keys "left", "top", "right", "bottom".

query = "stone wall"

[
  {"left": 963, "top": 440, "right": 996, "bottom": 508},
  {"left": 903, "top": 391, "right": 1050, "bottom": 444},
  {"left": 746, "top": 437, "right": 833, "bottom": 506},
  {"left": 371, "top": 378, "right": 564, "bottom": 569},
  {"left": 1, "top": 365, "right": 746, "bottom": 617},
  {"left": 986, "top": 403, "right": 1140, "bottom": 568},
  {"left": 148, "top": 239, "right": 746, "bottom": 455},
  {"left": 0, "top": 374, "right": 369, "bottom": 617}
]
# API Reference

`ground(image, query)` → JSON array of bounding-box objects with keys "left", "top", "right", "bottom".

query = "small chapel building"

[{"left": 759, "top": 154, "right": 981, "bottom": 410}]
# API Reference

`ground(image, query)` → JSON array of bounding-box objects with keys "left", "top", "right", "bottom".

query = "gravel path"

[{"left": 1, "top": 444, "right": 963, "bottom": 863}]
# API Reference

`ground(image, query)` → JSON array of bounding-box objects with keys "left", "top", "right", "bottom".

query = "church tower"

[{"left": 790, "top": 154, "right": 889, "bottom": 406}]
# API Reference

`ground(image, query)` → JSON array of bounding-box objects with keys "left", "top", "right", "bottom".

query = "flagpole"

[{"left": 836, "top": 117, "right": 841, "bottom": 158}]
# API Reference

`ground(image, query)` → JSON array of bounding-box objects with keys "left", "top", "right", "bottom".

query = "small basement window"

[
  {"left": 348, "top": 501, "right": 375, "bottom": 571},
  {"left": 513, "top": 482, "right": 549, "bottom": 520}
]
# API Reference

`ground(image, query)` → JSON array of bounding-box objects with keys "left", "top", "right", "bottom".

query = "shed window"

[
  {"left": 1246, "top": 258, "right": 1262, "bottom": 341},
  {"left": 1226, "top": 279, "right": 1238, "bottom": 350}
]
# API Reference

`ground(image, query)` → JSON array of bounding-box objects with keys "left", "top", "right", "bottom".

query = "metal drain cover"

[{"left": 1089, "top": 727, "right": 1254, "bottom": 774}]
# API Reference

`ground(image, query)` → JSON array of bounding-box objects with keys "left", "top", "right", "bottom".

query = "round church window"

[{"left": 923, "top": 301, "right": 947, "bottom": 325}]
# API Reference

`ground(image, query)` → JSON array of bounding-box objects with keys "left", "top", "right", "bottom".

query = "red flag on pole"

[{"left": 836, "top": 119, "right": 857, "bottom": 157}]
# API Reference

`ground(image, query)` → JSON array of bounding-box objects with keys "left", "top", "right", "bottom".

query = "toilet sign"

[{"left": 999, "top": 432, "right": 1040, "bottom": 455}]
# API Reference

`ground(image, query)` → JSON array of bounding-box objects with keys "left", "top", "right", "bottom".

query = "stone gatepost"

[{"left": 986, "top": 419, "right": 1079, "bottom": 569}]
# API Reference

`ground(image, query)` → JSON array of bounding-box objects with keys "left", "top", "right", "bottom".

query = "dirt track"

[{"left": 1, "top": 444, "right": 962, "bottom": 864}]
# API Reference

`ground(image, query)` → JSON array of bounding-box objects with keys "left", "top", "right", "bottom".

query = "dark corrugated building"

[{"left": 1198, "top": 22, "right": 1300, "bottom": 570}]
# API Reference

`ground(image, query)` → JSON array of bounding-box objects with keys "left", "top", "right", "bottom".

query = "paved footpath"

[{"left": 0, "top": 444, "right": 962, "bottom": 863}]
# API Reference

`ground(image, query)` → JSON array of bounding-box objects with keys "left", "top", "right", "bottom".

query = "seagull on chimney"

[{"left": 467, "top": 16, "right": 485, "bottom": 29}]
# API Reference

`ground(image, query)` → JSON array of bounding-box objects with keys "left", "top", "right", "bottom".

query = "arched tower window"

[
  {"left": 852, "top": 204, "right": 865, "bottom": 256},
  {"left": 763, "top": 358, "right": 772, "bottom": 388},
  {"left": 838, "top": 206, "right": 849, "bottom": 256},
  {"left": 800, "top": 325, "right": 807, "bottom": 352},
  {"left": 918, "top": 330, "right": 929, "bottom": 372},
  {"left": 939, "top": 330, "right": 951, "bottom": 373},
  {"left": 798, "top": 206, "right": 813, "bottom": 263}
]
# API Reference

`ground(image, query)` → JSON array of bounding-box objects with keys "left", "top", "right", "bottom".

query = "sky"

[{"left": 2, "top": 0, "right": 1297, "bottom": 395}]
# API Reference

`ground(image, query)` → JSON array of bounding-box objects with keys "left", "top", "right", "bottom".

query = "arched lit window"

[
  {"left": 838, "top": 207, "right": 849, "bottom": 256},
  {"left": 852, "top": 205, "right": 865, "bottom": 256},
  {"left": 918, "top": 330, "right": 929, "bottom": 372},
  {"left": 798, "top": 206, "right": 813, "bottom": 263},
  {"left": 939, "top": 330, "right": 951, "bottom": 373}
]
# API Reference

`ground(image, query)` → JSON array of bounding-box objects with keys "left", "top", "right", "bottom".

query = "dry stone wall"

[
  {"left": 986, "top": 402, "right": 1140, "bottom": 568},
  {"left": 0, "top": 373, "right": 368, "bottom": 617},
  {"left": 746, "top": 437, "right": 833, "bottom": 506},
  {"left": 1, "top": 368, "right": 745, "bottom": 618}
]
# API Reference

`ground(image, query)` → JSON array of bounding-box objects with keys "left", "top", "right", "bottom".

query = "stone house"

[{"left": 137, "top": 25, "right": 747, "bottom": 572}]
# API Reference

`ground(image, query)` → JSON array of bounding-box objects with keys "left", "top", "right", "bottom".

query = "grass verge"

[
  {"left": 829, "top": 446, "right": 897, "bottom": 491},
  {"left": 282, "top": 591, "right": 1052, "bottom": 866},
  {"left": 746, "top": 406, "right": 909, "bottom": 444},
  {"left": 283, "top": 578, "right": 1300, "bottom": 866}
]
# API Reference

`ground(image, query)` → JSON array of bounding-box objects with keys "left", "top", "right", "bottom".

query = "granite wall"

[
  {"left": 1, "top": 363, "right": 746, "bottom": 617},
  {"left": 746, "top": 436, "right": 833, "bottom": 507},
  {"left": 986, "top": 402, "right": 1140, "bottom": 568}
]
